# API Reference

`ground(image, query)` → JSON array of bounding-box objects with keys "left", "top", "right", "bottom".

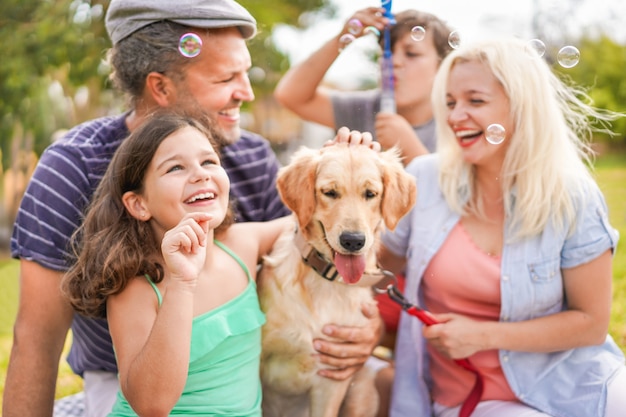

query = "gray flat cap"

[{"left": 105, "top": 0, "right": 257, "bottom": 45}]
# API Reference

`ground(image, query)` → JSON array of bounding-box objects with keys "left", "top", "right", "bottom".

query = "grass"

[
  {"left": 0, "top": 151, "right": 625, "bottom": 406},
  {"left": 0, "top": 259, "right": 83, "bottom": 410},
  {"left": 0, "top": 259, "right": 20, "bottom": 410},
  {"left": 594, "top": 152, "right": 626, "bottom": 348}
]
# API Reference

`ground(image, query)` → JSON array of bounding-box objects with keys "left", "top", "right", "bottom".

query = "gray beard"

[{"left": 168, "top": 98, "right": 238, "bottom": 149}]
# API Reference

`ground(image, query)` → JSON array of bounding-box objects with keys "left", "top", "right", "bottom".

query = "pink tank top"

[{"left": 422, "top": 222, "right": 517, "bottom": 406}]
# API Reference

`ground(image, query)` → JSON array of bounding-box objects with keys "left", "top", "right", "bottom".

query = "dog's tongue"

[{"left": 334, "top": 253, "right": 366, "bottom": 284}]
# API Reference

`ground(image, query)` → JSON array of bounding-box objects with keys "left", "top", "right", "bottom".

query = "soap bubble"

[
  {"left": 525, "top": 39, "right": 546, "bottom": 58},
  {"left": 410, "top": 26, "right": 426, "bottom": 42},
  {"left": 347, "top": 18, "right": 363, "bottom": 35},
  {"left": 338, "top": 34, "right": 356, "bottom": 52},
  {"left": 178, "top": 33, "right": 202, "bottom": 58},
  {"left": 557, "top": 45, "right": 580, "bottom": 68},
  {"left": 486, "top": 124, "right": 506, "bottom": 145},
  {"left": 448, "top": 31, "right": 461, "bottom": 49},
  {"left": 363, "top": 26, "right": 381, "bottom": 38},
  {"left": 248, "top": 66, "right": 266, "bottom": 83}
]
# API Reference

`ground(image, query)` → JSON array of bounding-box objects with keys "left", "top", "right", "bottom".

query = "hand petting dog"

[
  {"left": 319, "top": 127, "right": 384, "bottom": 380},
  {"left": 325, "top": 126, "right": 382, "bottom": 152}
]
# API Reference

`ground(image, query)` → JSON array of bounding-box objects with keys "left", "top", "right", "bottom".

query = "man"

[{"left": 4, "top": 1, "right": 381, "bottom": 416}]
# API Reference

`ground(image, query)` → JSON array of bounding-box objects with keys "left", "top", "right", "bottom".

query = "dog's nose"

[{"left": 339, "top": 231, "right": 366, "bottom": 252}]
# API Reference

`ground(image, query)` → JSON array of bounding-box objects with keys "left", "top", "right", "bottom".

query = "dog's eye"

[
  {"left": 322, "top": 189, "right": 338, "bottom": 199},
  {"left": 364, "top": 190, "right": 377, "bottom": 199}
]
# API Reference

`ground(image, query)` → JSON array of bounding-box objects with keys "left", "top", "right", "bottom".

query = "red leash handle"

[{"left": 389, "top": 286, "right": 484, "bottom": 417}]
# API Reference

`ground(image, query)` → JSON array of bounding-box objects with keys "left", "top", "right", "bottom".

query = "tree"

[
  {"left": 0, "top": 0, "right": 110, "bottom": 168},
  {"left": 553, "top": 35, "right": 626, "bottom": 146},
  {"left": 529, "top": 0, "right": 626, "bottom": 146},
  {"left": 0, "top": 0, "right": 332, "bottom": 169},
  {"left": 0, "top": 0, "right": 333, "bottom": 236}
]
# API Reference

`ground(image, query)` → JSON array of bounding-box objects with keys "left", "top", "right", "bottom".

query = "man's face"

[{"left": 173, "top": 27, "right": 254, "bottom": 145}]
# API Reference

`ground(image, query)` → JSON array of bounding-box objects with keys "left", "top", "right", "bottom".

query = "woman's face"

[
  {"left": 444, "top": 60, "right": 513, "bottom": 169},
  {"left": 138, "top": 126, "right": 231, "bottom": 235},
  {"left": 392, "top": 31, "right": 441, "bottom": 112}
]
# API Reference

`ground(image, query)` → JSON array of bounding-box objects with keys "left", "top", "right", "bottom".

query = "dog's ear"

[
  {"left": 379, "top": 149, "right": 417, "bottom": 230},
  {"left": 276, "top": 147, "right": 319, "bottom": 228}
]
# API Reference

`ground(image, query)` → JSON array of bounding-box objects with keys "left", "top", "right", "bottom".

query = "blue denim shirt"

[{"left": 383, "top": 154, "right": 624, "bottom": 417}]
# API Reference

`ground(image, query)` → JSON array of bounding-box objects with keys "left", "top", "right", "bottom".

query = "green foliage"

[
  {"left": 0, "top": 259, "right": 19, "bottom": 336},
  {"left": 0, "top": 0, "right": 110, "bottom": 168},
  {"left": 553, "top": 35, "right": 626, "bottom": 146},
  {"left": 0, "top": 258, "right": 84, "bottom": 404},
  {"left": 594, "top": 154, "right": 626, "bottom": 349},
  {"left": 240, "top": 0, "right": 334, "bottom": 97}
]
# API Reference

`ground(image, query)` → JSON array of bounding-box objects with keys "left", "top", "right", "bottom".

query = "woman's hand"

[{"left": 422, "top": 313, "right": 490, "bottom": 359}]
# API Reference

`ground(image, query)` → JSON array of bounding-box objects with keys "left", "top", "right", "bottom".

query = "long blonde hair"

[{"left": 431, "top": 38, "right": 618, "bottom": 239}]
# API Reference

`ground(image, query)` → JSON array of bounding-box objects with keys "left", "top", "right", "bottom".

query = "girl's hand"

[
  {"left": 422, "top": 313, "right": 489, "bottom": 359},
  {"left": 161, "top": 212, "right": 212, "bottom": 289}
]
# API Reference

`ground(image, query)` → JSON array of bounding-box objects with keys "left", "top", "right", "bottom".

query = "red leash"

[{"left": 387, "top": 285, "right": 484, "bottom": 417}]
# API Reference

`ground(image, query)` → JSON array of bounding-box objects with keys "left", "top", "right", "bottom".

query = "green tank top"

[{"left": 109, "top": 240, "right": 266, "bottom": 416}]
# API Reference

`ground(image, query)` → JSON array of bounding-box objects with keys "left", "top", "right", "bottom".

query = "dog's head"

[{"left": 277, "top": 143, "right": 416, "bottom": 286}]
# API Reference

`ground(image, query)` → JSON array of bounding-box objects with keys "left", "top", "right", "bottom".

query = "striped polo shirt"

[{"left": 10, "top": 114, "right": 290, "bottom": 375}]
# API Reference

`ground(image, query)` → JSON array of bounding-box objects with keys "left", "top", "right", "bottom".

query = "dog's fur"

[{"left": 258, "top": 143, "right": 416, "bottom": 417}]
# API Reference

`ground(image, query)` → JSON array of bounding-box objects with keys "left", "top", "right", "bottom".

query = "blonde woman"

[{"left": 379, "top": 38, "right": 626, "bottom": 417}]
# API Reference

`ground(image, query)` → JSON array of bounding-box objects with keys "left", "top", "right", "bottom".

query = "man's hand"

[{"left": 313, "top": 302, "right": 383, "bottom": 380}]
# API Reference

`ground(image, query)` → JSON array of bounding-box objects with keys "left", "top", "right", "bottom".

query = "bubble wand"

[{"left": 380, "top": 0, "right": 396, "bottom": 113}]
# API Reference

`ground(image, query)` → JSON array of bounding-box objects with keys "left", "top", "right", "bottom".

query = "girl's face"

[
  {"left": 392, "top": 31, "right": 441, "bottom": 112},
  {"left": 445, "top": 60, "right": 513, "bottom": 170},
  {"left": 134, "top": 126, "right": 230, "bottom": 236}
]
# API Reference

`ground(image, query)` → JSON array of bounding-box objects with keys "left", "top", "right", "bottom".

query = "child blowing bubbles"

[{"left": 62, "top": 113, "right": 292, "bottom": 416}]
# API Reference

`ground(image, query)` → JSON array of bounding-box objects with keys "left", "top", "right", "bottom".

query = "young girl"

[{"left": 62, "top": 113, "right": 292, "bottom": 416}]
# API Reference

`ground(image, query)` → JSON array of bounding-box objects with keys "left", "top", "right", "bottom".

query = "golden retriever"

[{"left": 258, "top": 143, "right": 417, "bottom": 417}]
